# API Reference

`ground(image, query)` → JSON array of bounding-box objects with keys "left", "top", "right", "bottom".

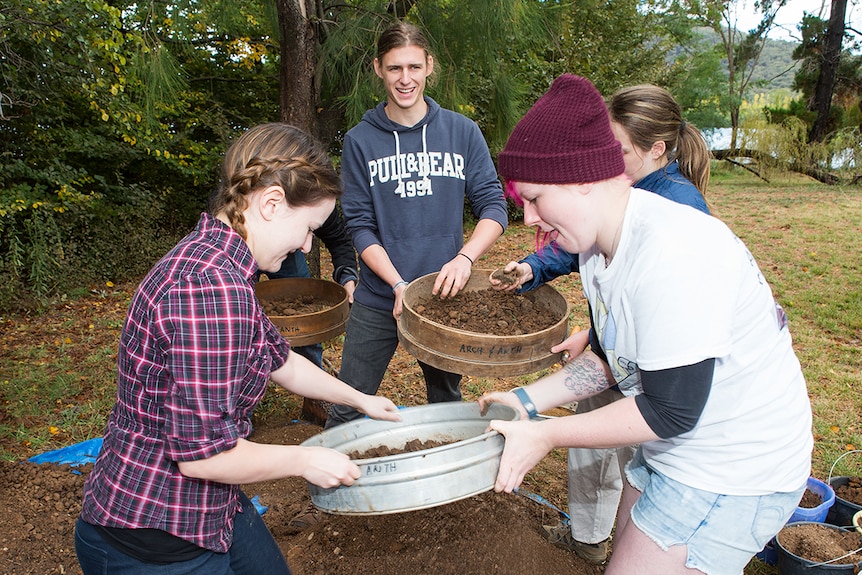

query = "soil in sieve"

[
  {"left": 260, "top": 295, "right": 328, "bottom": 316},
  {"left": 413, "top": 288, "right": 560, "bottom": 336},
  {"left": 347, "top": 438, "right": 451, "bottom": 460},
  {"left": 0, "top": 420, "right": 602, "bottom": 575}
]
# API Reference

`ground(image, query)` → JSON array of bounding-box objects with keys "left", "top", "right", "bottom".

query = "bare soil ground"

[
  {"left": 0, "top": 419, "right": 601, "bottom": 575},
  {"left": 0, "top": 229, "right": 602, "bottom": 575}
]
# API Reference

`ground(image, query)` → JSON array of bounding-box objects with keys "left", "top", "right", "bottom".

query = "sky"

[{"left": 732, "top": 0, "right": 861, "bottom": 43}]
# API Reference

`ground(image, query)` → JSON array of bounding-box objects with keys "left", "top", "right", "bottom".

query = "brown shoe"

[
  {"left": 289, "top": 503, "right": 324, "bottom": 530},
  {"left": 542, "top": 522, "right": 609, "bottom": 564}
]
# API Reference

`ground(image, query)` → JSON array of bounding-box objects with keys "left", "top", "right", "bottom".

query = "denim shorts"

[{"left": 625, "top": 448, "right": 805, "bottom": 575}]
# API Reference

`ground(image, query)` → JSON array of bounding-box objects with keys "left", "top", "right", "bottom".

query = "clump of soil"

[
  {"left": 490, "top": 268, "right": 520, "bottom": 288},
  {"left": 348, "top": 438, "right": 452, "bottom": 459},
  {"left": 798, "top": 488, "right": 824, "bottom": 508},
  {"left": 777, "top": 523, "right": 862, "bottom": 564},
  {"left": 835, "top": 476, "right": 862, "bottom": 506},
  {"left": 414, "top": 289, "right": 559, "bottom": 336},
  {"left": 261, "top": 295, "right": 328, "bottom": 316}
]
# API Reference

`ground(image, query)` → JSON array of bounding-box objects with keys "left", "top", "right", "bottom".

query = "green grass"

[{"left": 707, "top": 163, "right": 862, "bottom": 481}]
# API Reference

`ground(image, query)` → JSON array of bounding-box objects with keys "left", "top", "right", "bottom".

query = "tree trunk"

[
  {"left": 809, "top": 0, "right": 847, "bottom": 142},
  {"left": 276, "top": 0, "right": 321, "bottom": 280},
  {"left": 275, "top": 0, "right": 330, "bottom": 425},
  {"left": 277, "top": 0, "right": 316, "bottom": 133}
]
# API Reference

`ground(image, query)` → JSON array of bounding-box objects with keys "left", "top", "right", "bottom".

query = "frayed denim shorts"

[{"left": 625, "top": 448, "right": 805, "bottom": 575}]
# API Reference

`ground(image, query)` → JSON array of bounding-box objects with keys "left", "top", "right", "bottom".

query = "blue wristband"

[{"left": 512, "top": 387, "right": 538, "bottom": 419}]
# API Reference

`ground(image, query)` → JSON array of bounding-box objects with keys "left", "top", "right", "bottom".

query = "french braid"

[{"left": 208, "top": 123, "right": 340, "bottom": 239}]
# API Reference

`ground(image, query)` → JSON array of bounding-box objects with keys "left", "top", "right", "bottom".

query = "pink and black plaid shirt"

[{"left": 81, "top": 212, "right": 291, "bottom": 552}]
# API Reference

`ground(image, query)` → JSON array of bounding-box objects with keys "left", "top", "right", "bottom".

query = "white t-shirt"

[{"left": 580, "top": 188, "right": 812, "bottom": 495}]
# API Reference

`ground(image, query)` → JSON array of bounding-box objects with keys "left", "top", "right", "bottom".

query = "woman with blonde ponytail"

[
  {"left": 75, "top": 123, "right": 401, "bottom": 575},
  {"left": 608, "top": 83, "right": 711, "bottom": 206}
]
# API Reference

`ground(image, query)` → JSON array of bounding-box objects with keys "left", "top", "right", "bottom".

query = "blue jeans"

[
  {"left": 326, "top": 301, "right": 462, "bottom": 428},
  {"left": 74, "top": 491, "right": 291, "bottom": 575},
  {"left": 625, "top": 448, "right": 805, "bottom": 575}
]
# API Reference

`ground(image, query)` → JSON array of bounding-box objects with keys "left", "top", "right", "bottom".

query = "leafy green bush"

[{"left": 0, "top": 185, "right": 192, "bottom": 311}]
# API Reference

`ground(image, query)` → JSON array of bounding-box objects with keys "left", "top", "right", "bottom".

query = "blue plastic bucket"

[
  {"left": 794, "top": 476, "right": 837, "bottom": 523},
  {"left": 756, "top": 477, "right": 836, "bottom": 565}
]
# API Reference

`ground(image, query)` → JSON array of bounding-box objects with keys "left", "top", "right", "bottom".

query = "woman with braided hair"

[{"left": 75, "top": 123, "right": 401, "bottom": 575}]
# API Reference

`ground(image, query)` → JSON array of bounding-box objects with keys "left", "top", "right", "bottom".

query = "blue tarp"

[
  {"left": 28, "top": 437, "right": 103, "bottom": 467},
  {"left": 27, "top": 438, "right": 268, "bottom": 515}
]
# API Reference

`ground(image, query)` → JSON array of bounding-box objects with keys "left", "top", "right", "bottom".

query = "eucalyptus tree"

[
  {"left": 681, "top": 0, "right": 789, "bottom": 149},
  {"left": 548, "top": 0, "right": 680, "bottom": 96},
  {"left": 793, "top": 13, "right": 862, "bottom": 138}
]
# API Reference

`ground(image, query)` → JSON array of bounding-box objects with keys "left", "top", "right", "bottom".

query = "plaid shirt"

[{"left": 81, "top": 213, "right": 291, "bottom": 552}]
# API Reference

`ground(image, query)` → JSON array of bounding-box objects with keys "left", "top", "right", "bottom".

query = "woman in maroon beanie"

[
  {"left": 488, "top": 83, "right": 713, "bottom": 565},
  {"left": 479, "top": 74, "right": 812, "bottom": 575}
]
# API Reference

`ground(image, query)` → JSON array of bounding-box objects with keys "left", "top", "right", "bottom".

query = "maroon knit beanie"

[{"left": 498, "top": 74, "right": 624, "bottom": 184}]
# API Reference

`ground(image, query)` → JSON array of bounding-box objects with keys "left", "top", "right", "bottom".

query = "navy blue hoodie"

[{"left": 341, "top": 97, "right": 508, "bottom": 310}]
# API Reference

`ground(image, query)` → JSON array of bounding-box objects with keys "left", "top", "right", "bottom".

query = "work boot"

[
  {"left": 542, "top": 522, "right": 609, "bottom": 564},
  {"left": 288, "top": 503, "right": 324, "bottom": 530}
]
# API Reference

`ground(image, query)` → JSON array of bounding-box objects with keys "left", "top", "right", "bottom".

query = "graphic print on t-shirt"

[{"left": 593, "top": 296, "right": 641, "bottom": 395}]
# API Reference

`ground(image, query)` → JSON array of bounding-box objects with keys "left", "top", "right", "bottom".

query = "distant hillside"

[{"left": 696, "top": 27, "right": 800, "bottom": 92}]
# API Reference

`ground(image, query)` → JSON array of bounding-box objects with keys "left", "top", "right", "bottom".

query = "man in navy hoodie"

[{"left": 326, "top": 22, "right": 508, "bottom": 427}]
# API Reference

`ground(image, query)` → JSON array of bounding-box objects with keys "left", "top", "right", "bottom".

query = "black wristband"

[{"left": 457, "top": 252, "right": 474, "bottom": 265}]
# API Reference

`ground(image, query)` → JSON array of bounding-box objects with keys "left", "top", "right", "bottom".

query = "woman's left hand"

[
  {"left": 357, "top": 394, "right": 402, "bottom": 422},
  {"left": 486, "top": 418, "right": 553, "bottom": 493}
]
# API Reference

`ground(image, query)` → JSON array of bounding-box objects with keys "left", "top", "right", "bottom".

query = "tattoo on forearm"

[{"left": 562, "top": 357, "right": 610, "bottom": 398}]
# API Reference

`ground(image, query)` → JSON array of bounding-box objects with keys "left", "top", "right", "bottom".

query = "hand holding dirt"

[{"left": 490, "top": 268, "right": 520, "bottom": 288}]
